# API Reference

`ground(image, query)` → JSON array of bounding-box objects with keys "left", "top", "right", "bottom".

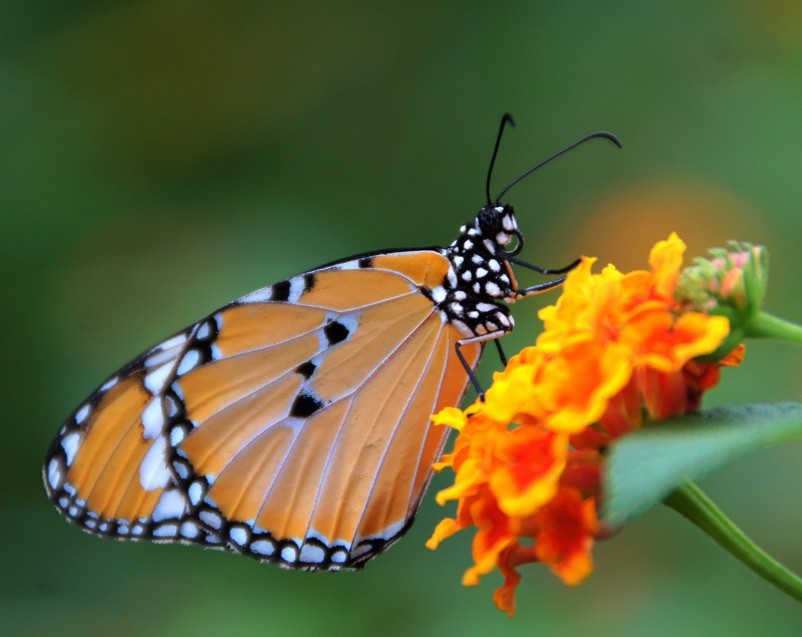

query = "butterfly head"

[
  {"left": 454, "top": 203, "right": 518, "bottom": 254},
  {"left": 477, "top": 203, "right": 518, "bottom": 250}
]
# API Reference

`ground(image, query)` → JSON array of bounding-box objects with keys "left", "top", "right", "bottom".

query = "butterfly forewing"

[{"left": 44, "top": 249, "right": 482, "bottom": 568}]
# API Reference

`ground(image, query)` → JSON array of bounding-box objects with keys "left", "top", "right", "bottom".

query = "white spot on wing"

[
  {"left": 158, "top": 334, "right": 187, "bottom": 351},
  {"left": 75, "top": 404, "right": 91, "bottom": 425},
  {"left": 144, "top": 363, "right": 172, "bottom": 394},
  {"left": 188, "top": 481, "right": 204, "bottom": 506},
  {"left": 139, "top": 439, "right": 171, "bottom": 491},
  {"left": 199, "top": 510, "right": 223, "bottom": 530},
  {"left": 152, "top": 489, "right": 187, "bottom": 522},
  {"left": 251, "top": 539, "right": 275, "bottom": 556},
  {"left": 281, "top": 544, "right": 298, "bottom": 563},
  {"left": 300, "top": 543, "right": 326, "bottom": 563},
  {"left": 169, "top": 425, "right": 185, "bottom": 446},
  {"left": 177, "top": 349, "right": 201, "bottom": 376},
  {"left": 336, "top": 260, "right": 360, "bottom": 270},
  {"left": 238, "top": 287, "right": 273, "bottom": 304},
  {"left": 47, "top": 458, "right": 62, "bottom": 490},
  {"left": 144, "top": 348, "right": 179, "bottom": 369},
  {"left": 61, "top": 432, "right": 81, "bottom": 466},
  {"left": 230, "top": 527, "right": 248, "bottom": 546},
  {"left": 141, "top": 399, "right": 164, "bottom": 440},
  {"left": 181, "top": 521, "right": 199, "bottom": 539},
  {"left": 431, "top": 286, "right": 446, "bottom": 303},
  {"left": 153, "top": 523, "right": 178, "bottom": 538},
  {"left": 100, "top": 376, "right": 119, "bottom": 392},
  {"left": 196, "top": 321, "right": 211, "bottom": 340},
  {"left": 173, "top": 461, "right": 189, "bottom": 480},
  {"left": 289, "top": 277, "right": 305, "bottom": 302},
  {"left": 171, "top": 381, "right": 184, "bottom": 401}
]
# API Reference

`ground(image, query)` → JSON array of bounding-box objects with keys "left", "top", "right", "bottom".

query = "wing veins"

[
  {"left": 84, "top": 321, "right": 202, "bottom": 515},
  {"left": 238, "top": 288, "right": 418, "bottom": 315},
  {"left": 82, "top": 406, "right": 148, "bottom": 512},
  {"left": 402, "top": 330, "right": 457, "bottom": 518},
  {"left": 207, "top": 297, "right": 438, "bottom": 481},
  {"left": 343, "top": 319, "right": 446, "bottom": 550},
  {"left": 249, "top": 309, "right": 440, "bottom": 540},
  {"left": 300, "top": 317, "right": 443, "bottom": 548},
  {"left": 213, "top": 291, "right": 420, "bottom": 367}
]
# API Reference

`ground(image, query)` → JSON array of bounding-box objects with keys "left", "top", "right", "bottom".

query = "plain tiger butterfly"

[{"left": 43, "top": 115, "right": 621, "bottom": 570}]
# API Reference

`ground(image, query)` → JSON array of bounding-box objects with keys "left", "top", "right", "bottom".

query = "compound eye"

[{"left": 499, "top": 228, "right": 524, "bottom": 257}]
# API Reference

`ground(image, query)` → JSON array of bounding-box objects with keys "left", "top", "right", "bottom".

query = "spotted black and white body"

[{"left": 435, "top": 204, "right": 519, "bottom": 338}]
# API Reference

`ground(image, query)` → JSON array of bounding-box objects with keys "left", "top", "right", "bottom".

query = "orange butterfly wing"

[{"left": 44, "top": 250, "right": 482, "bottom": 568}]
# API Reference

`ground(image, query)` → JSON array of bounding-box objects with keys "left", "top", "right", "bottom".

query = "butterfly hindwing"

[
  {"left": 44, "top": 250, "right": 482, "bottom": 569},
  {"left": 43, "top": 327, "right": 225, "bottom": 546}
]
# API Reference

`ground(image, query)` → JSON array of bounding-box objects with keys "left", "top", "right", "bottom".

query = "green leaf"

[{"left": 602, "top": 402, "right": 802, "bottom": 527}]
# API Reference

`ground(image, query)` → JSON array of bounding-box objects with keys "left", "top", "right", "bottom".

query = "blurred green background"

[{"left": 3, "top": 2, "right": 802, "bottom": 635}]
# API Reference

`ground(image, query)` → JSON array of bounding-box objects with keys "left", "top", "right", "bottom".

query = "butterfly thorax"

[{"left": 433, "top": 204, "right": 518, "bottom": 338}]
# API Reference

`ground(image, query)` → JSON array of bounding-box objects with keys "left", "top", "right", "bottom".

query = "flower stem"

[
  {"left": 746, "top": 311, "right": 802, "bottom": 345},
  {"left": 664, "top": 482, "right": 802, "bottom": 604}
]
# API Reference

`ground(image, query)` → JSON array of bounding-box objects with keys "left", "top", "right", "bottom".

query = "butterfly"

[{"left": 43, "top": 115, "right": 621, "bottom": 571}]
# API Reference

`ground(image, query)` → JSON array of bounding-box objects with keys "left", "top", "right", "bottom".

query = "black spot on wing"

[
  {"left": 272, "top": 280, "right": 291, "bottom": 301},
  {"left": 358, "top": 257, "right": 373, "bottom": 268},
  {"left": 303, "top": 273, "right": 316, "bottom": 291},
  {"left": 295, "top": 361, "right": 317, "bottom": 379},
  {"left": 291, "top": 393, "right": 324, "bottom": 417},
  {"left": 324, "top": 320, "right": 349, "bottom": 346}
]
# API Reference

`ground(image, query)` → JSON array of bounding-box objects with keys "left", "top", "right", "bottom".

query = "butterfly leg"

[
  {"left": 455, "top": 330, "right": 507, "bottom": 400},
  {"left": 494, "top": 339, "right": 508, "bottom": 367}
]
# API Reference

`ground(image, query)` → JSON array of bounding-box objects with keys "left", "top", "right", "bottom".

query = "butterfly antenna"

[
  {"left": 486, "top": 113, "right": 516, "bottom": 206},
  {"left": 495, "top": 131, "right": 622, "bottom": 204}
]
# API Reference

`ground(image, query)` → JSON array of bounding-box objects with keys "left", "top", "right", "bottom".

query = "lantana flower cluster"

[{"left": 426, "top": 233, "right": 747, "bottom": 615}]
